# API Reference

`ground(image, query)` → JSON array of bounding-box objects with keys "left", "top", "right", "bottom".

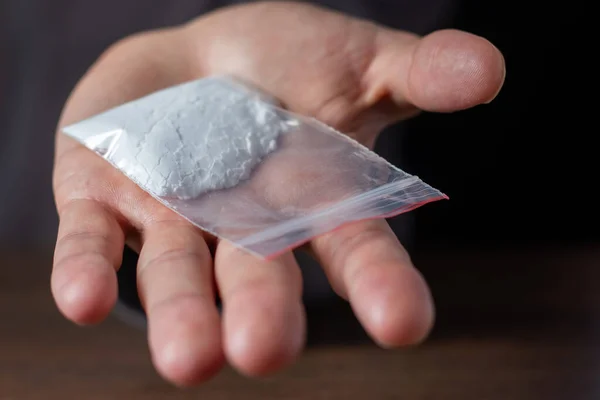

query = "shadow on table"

[
  {"left": 304, "top": 243, "right": 600, "bottom": 346},
  {"left": 112, "top": 241, "right": 600, "bottom": 346}
]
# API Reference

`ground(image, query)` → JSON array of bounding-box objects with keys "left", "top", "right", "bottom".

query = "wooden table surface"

[{"left": 2, "top": 244, "right": 600, "bottom": 399}]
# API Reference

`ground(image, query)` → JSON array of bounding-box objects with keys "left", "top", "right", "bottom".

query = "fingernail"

[{"left": 484, "top": 48, "right": 506, "bottom": 104}]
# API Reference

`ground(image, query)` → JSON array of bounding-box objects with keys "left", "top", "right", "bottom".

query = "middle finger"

[{"left": 137, "top": 219, "right": 223, "bottom": 386}]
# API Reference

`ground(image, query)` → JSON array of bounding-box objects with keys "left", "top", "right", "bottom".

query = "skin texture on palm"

[{"left": 52, "top": 2, "right": 505, "bottom": 387}]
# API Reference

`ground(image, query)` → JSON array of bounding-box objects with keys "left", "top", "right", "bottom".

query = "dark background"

[{"left": 402, "top": 0, "right": 593, "bottom": 248}]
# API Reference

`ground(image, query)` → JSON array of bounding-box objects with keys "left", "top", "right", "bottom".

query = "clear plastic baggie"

[{"left": 62, "top": 76, "right": 447, "bottom": 259}]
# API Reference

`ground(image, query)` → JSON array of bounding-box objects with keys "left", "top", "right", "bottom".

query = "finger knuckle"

[
  {"left": 147, "top": 292, "right": 212, "bottom": 316},
  {"left": 324, "top": 222, "right": 388, "bottom": 273},
  {"left": 59, "top": 200, "right": 115, "bottom": 231},
  {"left": 53, "top": 250, "right": 112, "bottom": 274},
  {"left": 55, "top": 231, "right": 117, "bottom": 264},
  {"left": 138, "top": 248, "right": 210, "bottom": 277}
]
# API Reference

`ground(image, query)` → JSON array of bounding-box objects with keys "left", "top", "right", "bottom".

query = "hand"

[{"left": 52, "top": 2, "right": 505, "bottom": 386}]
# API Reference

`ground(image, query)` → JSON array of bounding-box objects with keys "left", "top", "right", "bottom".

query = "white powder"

[{"left": 64, "top": 77, "right": 285, "bottom": 199}]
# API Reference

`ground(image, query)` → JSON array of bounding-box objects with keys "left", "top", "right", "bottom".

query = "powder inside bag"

[{"left": 76, "top": 78, "right": 284, "bottom": 200}]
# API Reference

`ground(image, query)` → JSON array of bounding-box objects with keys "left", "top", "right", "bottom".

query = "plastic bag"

[{"left": 62, "top": 76, "right": 447, "bottom": 259}]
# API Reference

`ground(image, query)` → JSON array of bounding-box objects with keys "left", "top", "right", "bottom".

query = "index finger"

[{"left": 52, "top": 199, "right": 125, "bottom": 325}]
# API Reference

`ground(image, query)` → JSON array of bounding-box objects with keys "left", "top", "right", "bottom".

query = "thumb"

[{"left": 364, "top": 29, "right": 506, "bottom": 114}]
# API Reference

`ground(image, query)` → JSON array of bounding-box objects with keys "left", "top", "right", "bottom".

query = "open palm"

[{"left": 52, "top": 2, "right": 505, "bottom": 387}]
